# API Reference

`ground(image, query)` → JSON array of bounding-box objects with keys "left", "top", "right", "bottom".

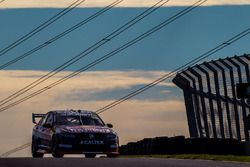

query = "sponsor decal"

[
  {"left": 65, "top": 127, "right": 111, "bottom": 133},
  {"left": 59, "top": 112, "right": 92, "bottom": 117},
  {"left": 80, "top": 140, "right": 104, "bottom": 145}
]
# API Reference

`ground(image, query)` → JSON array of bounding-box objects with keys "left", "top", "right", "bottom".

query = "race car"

[{"left": 31, "top": 109, "right": 119, "bottom": 158}]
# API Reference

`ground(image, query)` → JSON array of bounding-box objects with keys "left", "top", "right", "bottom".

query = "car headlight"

[{"left": 106, "top": 133, "right": 117, "bottom": 140}]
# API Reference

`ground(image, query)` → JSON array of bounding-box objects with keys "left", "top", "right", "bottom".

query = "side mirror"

[
  {"left": 106, "top": 123, "right": 113, "bottom": 128},
  {"left": 43, "top": 123, "right": 52, "bottom": 129}
]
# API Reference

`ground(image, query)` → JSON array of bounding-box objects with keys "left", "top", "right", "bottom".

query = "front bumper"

[
  {"left": 57, "top": 143, "right": 119, "bottom": 154},
  {"left": 55, "top": 133, "right": 119, "bottom": 154}
]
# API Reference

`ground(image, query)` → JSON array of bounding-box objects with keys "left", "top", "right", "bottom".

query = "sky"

[
  {"left": 0, "top": 0, "right": 250, "bottom": 157},
  {"left": 1, "top": 0, "right": 250, "bottom": 8}
]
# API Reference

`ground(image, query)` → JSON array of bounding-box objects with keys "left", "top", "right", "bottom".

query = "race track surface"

[{"left": 0, "top": 158, "right": 249, "bottom": 167}]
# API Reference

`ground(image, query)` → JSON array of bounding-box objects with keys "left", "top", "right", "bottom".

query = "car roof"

[{"left": 50, "top": 109, "right": 96, "bottom": 116}]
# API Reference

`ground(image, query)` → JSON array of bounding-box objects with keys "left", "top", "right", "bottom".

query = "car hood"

[{"left": 55, "top": 125, "right": 115, "bottom": 134}]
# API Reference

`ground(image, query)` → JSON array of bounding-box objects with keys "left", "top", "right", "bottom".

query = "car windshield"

[{"left": 55, "top": 114, "right": 105, "bottom": 126}]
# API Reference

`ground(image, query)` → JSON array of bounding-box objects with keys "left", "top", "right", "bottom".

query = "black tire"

[
  {"left": 31, "top": 138, "right": 44, "bottom": 158},
  {"left": 107, "top": 153, "right": 119, "bottom": 158},
  {"left": 51, "top": 137, "right": 64, "bottom": 158},
  {"left": 85, "top": 153, "right": 96, "bottom": 158}
]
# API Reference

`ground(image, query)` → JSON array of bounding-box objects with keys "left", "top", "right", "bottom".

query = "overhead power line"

[
  {"left": 0, "top": 0, "right": 85, "bottom": 57},
  {"left": 0, "top": 0, "right": 123, "bottom": 70},
  {"left": 2, "top": 27, "right": 249, "bottom": 159},
  {"left": 0, "top": 0, "right": 206, "bottom": 112},
  {"left": 0, "top": 143, "right": 31, "bottom": 157},
  {"left": 96, "top": 28, "right": 250, "bottom": 114},
  {"left": 0, "top": 0, "right": 168, "bottom": 108}
]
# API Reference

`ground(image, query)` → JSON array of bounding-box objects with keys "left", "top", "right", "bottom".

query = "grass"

[{"left": 121, "top": 154, "right": 250, "bottom": 163}]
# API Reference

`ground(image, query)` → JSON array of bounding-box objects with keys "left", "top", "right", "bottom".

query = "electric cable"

[
  {"left": 0, "top": 0, "right": 206, "bottom": 112},
  {"left": 0, "top": 0, "right": 168, "bottom": 107},
  {"left": 0, "top": 0, "right": 123, "bottom": 70},
  {"left": 0, "top": 0, "right": 85, "bottom": 57},
  {"left": 96, "top": 28, "right": 250, "bottom": 114}
]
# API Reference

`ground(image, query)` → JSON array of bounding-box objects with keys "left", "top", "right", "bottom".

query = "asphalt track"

[{"left": 0, "top": 158, "right": 250, "bottom": 167}]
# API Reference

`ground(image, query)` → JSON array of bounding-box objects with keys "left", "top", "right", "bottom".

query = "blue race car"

[{"left": 32, "top": 110, "right": 119, "bottom": 158}]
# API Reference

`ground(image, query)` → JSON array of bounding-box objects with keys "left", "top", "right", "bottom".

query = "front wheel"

[
  {"left": 31, "top": 138, "right": 44, "bottom": 158},
  {"left": 51, "top": 137, "right": 64, "bottom": 158}
]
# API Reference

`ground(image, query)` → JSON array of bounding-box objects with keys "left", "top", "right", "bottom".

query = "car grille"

[{"left": 75, "top": 133, "right": 106, "bottom": 140}]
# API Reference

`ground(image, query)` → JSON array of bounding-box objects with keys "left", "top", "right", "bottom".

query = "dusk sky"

[{"left": 0, "top": 0, "right": 250, "bottom": 157}]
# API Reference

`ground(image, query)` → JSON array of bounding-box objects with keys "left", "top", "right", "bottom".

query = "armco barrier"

[
  {"left": 119, "top": 136, "right": 248, "bottom": 155},
  {"left": 184, "top": 138, "right": 241, "bottom": 155}
]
